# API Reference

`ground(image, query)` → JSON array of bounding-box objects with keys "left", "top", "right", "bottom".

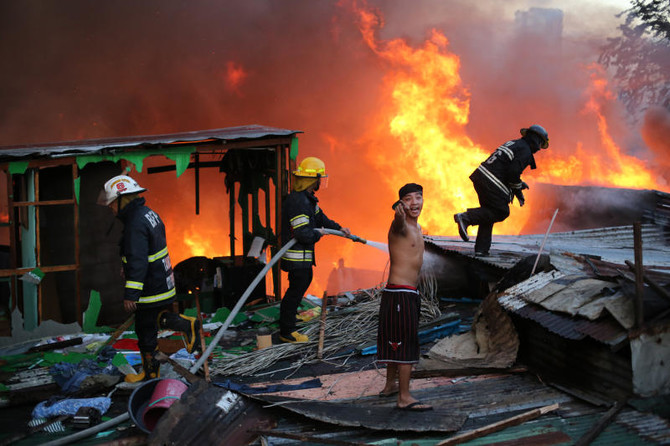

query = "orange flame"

[
  {"left": 352, "top": 0, "right": 486, "bottom": 235},
  {"left": 351, "top": 1, "right": 664, "bottom": 239},
  {"left": 536, "top": 64, "right": 661, "bottom": 190}
]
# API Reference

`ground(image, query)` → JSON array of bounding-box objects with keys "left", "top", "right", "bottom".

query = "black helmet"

[{"left": 520, "top": 124, "right": 549, "bottom": 149}]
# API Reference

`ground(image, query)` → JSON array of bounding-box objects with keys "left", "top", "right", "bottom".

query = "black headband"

[{"left": 398, "top": 183, "right": 423, "bottom": 199}]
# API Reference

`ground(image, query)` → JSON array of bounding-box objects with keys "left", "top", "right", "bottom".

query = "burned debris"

[{"left": 0, "top": 128, "right": 669, "bottom": 445}]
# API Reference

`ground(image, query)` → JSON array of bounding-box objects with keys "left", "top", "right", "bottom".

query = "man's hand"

[
  {"left": 340, "top": 227, "right": 352, "bottom": 236},
  {"left": 521, "top": 181, "right": 529, "bottom": 190},
  {"left": 124, "top": 299, "right": 137, "bottom": 313},
  {"left": 514, "top": 189, "right": 525, "bottom": 207}
]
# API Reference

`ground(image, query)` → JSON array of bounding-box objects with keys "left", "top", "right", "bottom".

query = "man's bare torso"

[{"left": 387, "top": 221, "right": 424, "bottom": 287}]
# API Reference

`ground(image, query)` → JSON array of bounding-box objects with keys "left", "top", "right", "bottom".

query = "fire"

[
  {"left": 535, "top": 64, "right": 662, "bottom": 190},
  {"left": 351, "top": 0, "right": 486, "bottom": 235},
  {"left": 127, "top": 3, "right": 667, "bottom": 300},
  {"left": 350, "top": 1, "right": 664, "bottom": 240}
]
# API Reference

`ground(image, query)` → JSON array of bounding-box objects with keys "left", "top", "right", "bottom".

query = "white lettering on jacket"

[{"left": 145, "top": 210, "right": 159, "bottom": 228}]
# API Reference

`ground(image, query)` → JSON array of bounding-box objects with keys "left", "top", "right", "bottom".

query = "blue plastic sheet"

[
  {"left": 50, "top": 346, "right": 120, "bottom": 393},
  {"left": 32, "top": 397, "right": 111, "bottom": 419}
]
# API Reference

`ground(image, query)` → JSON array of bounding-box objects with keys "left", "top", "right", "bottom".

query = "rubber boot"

[
  {"left": 158, "top": 311, "right": 202, "bottom": 353},
  {"left": 124, "top": 350, "right": 160, "bottom": 383}
]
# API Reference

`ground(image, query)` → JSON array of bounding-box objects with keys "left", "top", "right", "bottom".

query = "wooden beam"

[
  {"left": 317, "top": 290, "right": 328, "bottom": 360},
  {"left": 436, "top": 403, "right": 560, "bottom": 446},
  {"left": 574, "top": 401, "right": 625, "bottom": 446},
  {"left": 633, "top": 222, "right": 645, "bottom": 328},
  {"left": 250, "top": 429, "right": 367, "bottom": 446},
  {"left": 0, "top": 264, "right": 78, "bottom": 278},
  {"left": 625, "top": 259, "right": 670, "bottom": 304},
  {"left": 11, "top": 199, "right": 76, "bottom": 207}
]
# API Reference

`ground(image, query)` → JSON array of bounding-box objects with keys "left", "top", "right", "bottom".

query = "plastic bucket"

[
  {"left": 142, "top": 378, "right": 188, "bottom": 431},
  {"left": 128, "top": 378, "right": 188, "bottom": 433}
]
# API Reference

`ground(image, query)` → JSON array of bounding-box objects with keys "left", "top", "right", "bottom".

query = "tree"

[{"left": 599, "top": 0, "right": 670, "bottom": 118}]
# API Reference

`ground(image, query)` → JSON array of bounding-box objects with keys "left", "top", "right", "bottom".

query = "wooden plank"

[
  {"left": 574, "top": 400, "right": 625, "bottom": 446},
  {"left": 317, "top": 291, "right": 328, "bottom": 360},
  {"left": 633, "top": 222, "right": 644, "bottom": 328},
  {"left": 95, "top": 314, "right": 135, "bottom": 355},
  {"left": 193, "top": 288, "right": 210, "bottom": 382},
  {"left": 436, "top": 403, "right": 560, "bottom": 445},
  {"left": 625, "top": 259, "right": 670, "bottom": 304},
  {"left": 251, "top": 429, "right": 367, "bottom": 445}
]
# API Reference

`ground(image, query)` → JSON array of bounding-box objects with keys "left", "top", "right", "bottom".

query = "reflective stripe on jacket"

[
  {"left": 281, "top": 190, "right": 341, "bottom": 271},
  {"left": 118, "top": 197, "right": 176, "bottom": 307},
  {"left": 471, "top": 137, "right": 536, "bottom": 201}
]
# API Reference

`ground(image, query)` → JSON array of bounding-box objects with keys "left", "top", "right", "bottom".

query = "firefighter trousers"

[
  {"left": 280, "top": 268, "right": 313, "bottom": 336},
  {"left": 465, "top": 172, "right": 510, "bottom": 253}
]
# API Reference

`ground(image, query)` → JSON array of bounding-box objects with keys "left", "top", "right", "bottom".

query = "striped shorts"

[{"left": 376, "top": 285, "right": 420, "bottom": 364}]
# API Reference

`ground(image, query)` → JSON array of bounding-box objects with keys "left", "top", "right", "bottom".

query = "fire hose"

[
  {"left": 43, "top": 231, "right": 368, "bottom": 446},
  {"left": 189, "top": 229, "right": 368, "bottom": 375}
]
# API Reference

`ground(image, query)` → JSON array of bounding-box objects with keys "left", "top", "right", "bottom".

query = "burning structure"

[
  {"left": 0, "top": 0, "right": 669, "bottom": 443},
  {"left": 0, "top": 125, "right": 302, "bottom": 334}
]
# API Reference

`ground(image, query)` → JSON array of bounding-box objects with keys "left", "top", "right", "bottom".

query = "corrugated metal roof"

[
  {"left": 0, "top": 125, "right": 302, "bottom": 161},
  {"left": 427, "top": 223, "right": 670, "bottom": 272}
]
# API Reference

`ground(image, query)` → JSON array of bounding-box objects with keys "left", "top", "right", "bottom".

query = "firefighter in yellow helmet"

[
  {"left": 279, "top": 157, "right": 351, "bottom": 343},
  {"left": 100, "top": 175, "right": 201, "bottom": 382}
]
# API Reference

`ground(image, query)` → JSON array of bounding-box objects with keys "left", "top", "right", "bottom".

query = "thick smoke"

[
  {"left": 1, "top": 0, "right": 662, "bottom": 294},
  {"left": 642, "top": 106, "right": 670, "bottom": 186}
]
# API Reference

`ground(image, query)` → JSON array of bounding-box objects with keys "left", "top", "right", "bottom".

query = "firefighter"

[
  {"left": 454, "top": 124, "right": 549, "bottom": 256},
  {"left": 99, "top": 174, "right": 200, "bottom": 382},
  {"left": 279, "top": 157, "right": 351, "bottom": 343}
]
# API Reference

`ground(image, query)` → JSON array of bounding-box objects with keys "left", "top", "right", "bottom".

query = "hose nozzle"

[{"left": 349, "top": 234, "right": 367, "bottom": 244}]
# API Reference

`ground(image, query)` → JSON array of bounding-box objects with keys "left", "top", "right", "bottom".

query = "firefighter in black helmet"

[{"left": 453, "top": 125, "right": 549, "bottom": 256}]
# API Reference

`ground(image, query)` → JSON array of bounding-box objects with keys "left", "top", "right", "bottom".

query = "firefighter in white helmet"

[
  {"left": 454, "top": 125, "right": 549, "bottom": 256},
  {"left": 279, "top": 157, "right": 351, "bottom": 343},
  {"left": 100, "top": 174, "right": 200, "bottom": 382}
]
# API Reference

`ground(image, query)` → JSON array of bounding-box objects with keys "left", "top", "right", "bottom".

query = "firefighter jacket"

[
  {"left": 471, "top": 137, "right": 537, "bottom": 202},
  {"left": 281, "top": 190, "right": 342, "bottom": 271},
  {"left": 118, "top": 197, "right": 176, "bottom": 307}
]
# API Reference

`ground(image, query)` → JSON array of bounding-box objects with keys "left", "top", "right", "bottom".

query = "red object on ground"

[{"left": 113, "top": 338, "right": 140, "bottom": 351}]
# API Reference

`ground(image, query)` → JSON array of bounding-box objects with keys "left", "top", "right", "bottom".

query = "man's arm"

[
  {"left": 122, "top": 218, "right": 149, "bottom": 304},
  {"left": 390, "top": 203, "right": 407, "bottom": 235},
  {"left": 286, "top": 195, "right": 322, "bottom": 245}
]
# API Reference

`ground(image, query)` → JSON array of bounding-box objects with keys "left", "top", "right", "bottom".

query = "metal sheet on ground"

[
  {"left": 148, "top": 380, "right": 276, "bottom": 445},
  {"left": 253, "top": 395, "right": 467, "bottom": 432}
]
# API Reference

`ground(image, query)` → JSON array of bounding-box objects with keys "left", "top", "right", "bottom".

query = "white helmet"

[{"left": 99, "top": 175, "right": 146, "bottom": 205}]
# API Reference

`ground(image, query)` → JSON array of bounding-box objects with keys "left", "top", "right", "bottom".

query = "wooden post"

[
  {"left": 625, "top": 259, "right": 670, "bottom": 304},
  {"left": 531, "top": 208, "right": 559, "bottom": 276},
  {"left": 193, "top": 289, "right": 210, "bottom": 382},
  {"left": 317, "top": 290, "right": 328, "bottom": 360},
  {"left": 574, "top": 401, "right": 625, "bottom": 446},
  {"left": 95, "top": 314, "right": 135, "bottom": 355},
  {"left": 633, "top": 222, "right": 644, "bottom": 328},
  {"left": 436, "top": 403, "right": 559, "bottom": 445}
]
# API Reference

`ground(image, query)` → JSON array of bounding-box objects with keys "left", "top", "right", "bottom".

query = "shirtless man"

[{"left": 377, "top": 183, "right": 432, "bottom": 411}]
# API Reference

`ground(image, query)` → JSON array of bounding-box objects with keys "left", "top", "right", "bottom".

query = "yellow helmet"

[{"left": 293, "top": 157, "right": 327, "bottom": 178}]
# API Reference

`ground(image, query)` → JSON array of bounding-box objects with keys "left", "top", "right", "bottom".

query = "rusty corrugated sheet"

[
  {"left": 0, "top": 125, "right": 302, "bottom": 161},
  {"left": 500, "top": 292, "right": 628, "bottom": 346},
  {"left": 616, "top": 409, "right": 670, "bottom": 444}
]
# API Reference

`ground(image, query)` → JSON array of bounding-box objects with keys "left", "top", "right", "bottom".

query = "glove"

[
  {"left": 513, "top": 189, "right": 525, "bottom": 207},
  {"left": 521, "top": 181, "right": 529, "bottom": 190}
]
